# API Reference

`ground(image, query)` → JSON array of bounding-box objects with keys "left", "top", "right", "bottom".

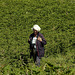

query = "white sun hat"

[{"left": 31, "top": 24, "right": 41, "bottom": 32}]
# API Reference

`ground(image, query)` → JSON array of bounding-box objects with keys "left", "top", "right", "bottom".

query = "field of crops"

[{"left": 0, "top": 0, "right": 75, "bottom": 75}]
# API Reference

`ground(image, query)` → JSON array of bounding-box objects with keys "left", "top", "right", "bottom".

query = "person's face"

[{"left": 33, "top": 29, "right": 38, "bottom": 35}]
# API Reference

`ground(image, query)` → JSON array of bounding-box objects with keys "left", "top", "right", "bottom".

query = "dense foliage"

[{"left": 0, "top": 0, "right": 75, "bottom": 75}]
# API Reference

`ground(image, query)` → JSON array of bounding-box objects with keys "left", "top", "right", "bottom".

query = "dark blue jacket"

[{"left": 28, "top": 32, "right": 47, "bottom": 58}]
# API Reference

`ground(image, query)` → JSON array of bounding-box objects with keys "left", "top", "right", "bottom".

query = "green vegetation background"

[{"left": 0, "top": 0, "right": 75, "bottom": 75}]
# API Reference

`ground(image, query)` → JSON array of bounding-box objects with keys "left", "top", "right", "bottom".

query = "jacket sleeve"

[
  {"left": 28, "top": 33, "right": 33, "bottom": 44},
  {"left": 40, "top": 34, "right": 47, "bottom": 45},
  {"left": 28, "top": 35, "right": 31, "bottom": 44},
  {"left": 28, "top": 39, "right": 30, "bottom": 44}
]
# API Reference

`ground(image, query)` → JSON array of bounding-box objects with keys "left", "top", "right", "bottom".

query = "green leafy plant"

[{"left": 0, "top": 0, "right": 75, "bottom": 75}]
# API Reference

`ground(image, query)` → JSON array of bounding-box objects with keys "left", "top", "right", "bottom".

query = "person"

[{"left": 28, "top": 24, "right": 47, "bottom": 66}]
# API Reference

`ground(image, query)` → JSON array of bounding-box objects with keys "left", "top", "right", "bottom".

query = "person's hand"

[
  {"left": 28, "top": 38, "right": 30, "bottom": 41},
  {"left": 38, "top": 37, "right": 42, "bottom": 42}
]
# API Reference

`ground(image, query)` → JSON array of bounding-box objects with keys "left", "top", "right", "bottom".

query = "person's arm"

[
  {"left": 38, "top": 34, "right": 47, "bottom": 45},
  {"left": 28, "top": 34, "right": 33, "bottom": 44},
  {"left": 28, "top": 35, "right": 31, "bottom": 44},
  {"left": 28, "top": 38, "right": 30, "bottom": 44}
]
